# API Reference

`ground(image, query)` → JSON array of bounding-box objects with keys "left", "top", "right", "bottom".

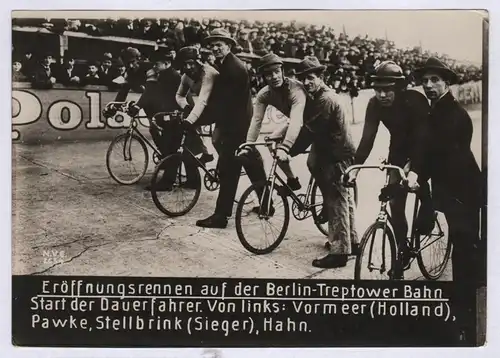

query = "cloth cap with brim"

[
  {"left": 295, "top": 56, "right": 327, "bottom": 76},
  {"left": 257, "top": 53, "right": 284, "bottom": 73},
  {"left": 413, "top": 57, "right": 458, "bottom": 84},
  {"left": 177, "top": 46, "right": 201, "bottom": 63},
  {"left": 205, "top": 28, "right": 237, "bottom": 46}
]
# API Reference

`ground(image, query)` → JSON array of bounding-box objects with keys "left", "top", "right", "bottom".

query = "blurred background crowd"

[{"left": 12, "top": 17, "right": 483, "bottom": 95}]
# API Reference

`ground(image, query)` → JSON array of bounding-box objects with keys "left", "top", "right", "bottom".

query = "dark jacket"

[
  {"left": 425, "top": 92, "right": 482, "bottom": 208},
  {"left": 31, "top": 63, "right": 56, "bottom": 89},
  {"left": 304, "top": 83, "right": 356, "bottom": 162},
  {"left": 136, "top": 67, "right": 182, "bottom": 118},
  {"left": 114, "top": 65, "right": 149, "bottom": 101},
  {"left": 208, "top": 52, "right": 253, "bottom": 140},
  {"left": 355, "top": 89, "right": 430, "bottom": 174}
]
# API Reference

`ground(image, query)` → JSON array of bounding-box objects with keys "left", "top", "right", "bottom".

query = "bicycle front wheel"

[
  {"left": 416, "top": 211, "right": 452, "bottom": 280},
  {"left": 106, "top": 133, "right": 149, "bottom": 185},
  {"left": 355, "top": 222, "right": 397, "bottom": 280},
  {"left": 235, "top": 181, "right": 290, "bottom": 255},
  {"left": 150, "top": 153, "right": 201, "bottom": 217}
]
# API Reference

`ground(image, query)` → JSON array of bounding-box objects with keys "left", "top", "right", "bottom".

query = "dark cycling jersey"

[{"left": 354, "top": 89, "right": 430, "bottom": 175}]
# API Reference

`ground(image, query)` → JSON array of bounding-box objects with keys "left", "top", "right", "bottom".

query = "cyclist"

[
  {"left": 239, "top": 53, "right": 307, "bottom": 193},
  {"left": 346, "top": 61, "right": 435, "bottom": 269},
  {"left": 102, "top": 47, "right": 210, "bottom": 190},
  {"left": 294, "top": 56, "right": 359, "bottom": 268}
]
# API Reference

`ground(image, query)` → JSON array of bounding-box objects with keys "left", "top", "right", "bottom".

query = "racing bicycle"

[
  {"left": 233, "top": 136, "right": 358, "bottom": 255},
  {"left": 343, "top": 163, "right": 452, "bottom": 281}
]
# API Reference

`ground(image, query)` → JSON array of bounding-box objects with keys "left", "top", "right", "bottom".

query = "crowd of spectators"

[{"left": 12, "top": 17, "right": 483, "bottom": 95}]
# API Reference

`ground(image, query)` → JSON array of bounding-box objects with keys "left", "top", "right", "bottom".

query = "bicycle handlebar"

[
  {"left": 237, "top": 136, "right": 282, "bottom": 154},
  {"left": 343, "top": 164, "right": 407, "bottom": 182}
]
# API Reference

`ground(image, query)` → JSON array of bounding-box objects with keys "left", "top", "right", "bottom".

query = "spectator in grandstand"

[
  {"left": 20, "top": 50, "right": 36, "bottom": 79},
  {"left": 54, "top": 54, "right": 82, "bottom": 86},
  {"left": 98, "top": 53, "right": 114, "bottom": 86},
  {"left": 236, "top": 28, "right": 253, "bottom": 54},
  {"left": 82, "top": 61, "right": 102, "bottom": 86},
  {"left": 184, "top": 20, "right": 204, "bottom": 46},
  {"left": 31, "top": 53, "right": 57, "bottom": 89},
  {"left": 109, "top": 59, "right": 127, "bottom": 88},
  {"left": 12, "top": 58, "right": 28, "bottom": 82}
]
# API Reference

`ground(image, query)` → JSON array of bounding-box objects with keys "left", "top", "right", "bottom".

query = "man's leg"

[
  {"left": 415, "top": 179, "right": 435, "bottom": 235},
  {"left": 268, "top": 124, "right": 301, "bottom": 190},
  {"left": 312, "top": 158, "right": 356, "bottom": 268},
  {"left": 388, "top": 170, "right": 410, "bottom": 269},
  {"left": 196, "top": 129, "right": 244, "bottom": 228},
  {"left": 440, "top": 196, "right": 480, "bottom": 343}
]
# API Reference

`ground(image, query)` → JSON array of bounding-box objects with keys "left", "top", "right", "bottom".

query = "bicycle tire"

[
  {"left": 150, "top": 153, "right": 201, "bottom": 217},
  {"left": 106, "top": 133, "right": 149, "bottom": 185},
  {"left": 235, "top": 181, "right": 290, "bottom": 255},
  {"left": 416, "top": 212, "right": 453, "bottom": 280},
  {"left": 310, "top": 182, "right": 328, "bottom": 236},
  {"left": 354, "top": 222, "right": 397, "bottom": 280},
  {"left": 311, "top": 182, "right": 359, "bottom": 237}
]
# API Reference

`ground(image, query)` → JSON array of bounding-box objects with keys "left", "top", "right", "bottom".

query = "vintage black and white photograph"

[{"left": 10, "top": 8, "right": 488, "bottom": 347}]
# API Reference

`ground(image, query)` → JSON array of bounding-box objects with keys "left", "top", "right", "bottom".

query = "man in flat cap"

[
  {"left": 295, "top": 56, "right": 359, "bottom": 268},
  {"left": 415, "top": 58, "right": 484, "bottom": 290}
]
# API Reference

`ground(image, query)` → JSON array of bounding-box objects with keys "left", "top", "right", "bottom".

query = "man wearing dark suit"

[
  {"left": 414, "top": 58, "right": 484, "bottom": 343},
  {"left": 194, "top": 28, "right": 255, "bottom": 228},
  {"left": 31, "top": 53, "right": 57, "bottom": 89},
  {"left": 55, "top": 55, "right": 82, "bottom": 86}
]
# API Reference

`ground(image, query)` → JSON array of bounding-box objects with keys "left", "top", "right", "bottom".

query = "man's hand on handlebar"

[
  {"left": 345, "top": 168, "right": 359, "bottom": 185},
  {"left": 102, "top": 104, "right": 118, "bottom": 119},
  {"left": 406, "top": 171, "right": 420, "bottom": 191},
  {"left": 126, "top": 101, "right": 141, "bottom": 117},
  {"left": 275, "top": 147, "right": 289, "bottom": 162}
]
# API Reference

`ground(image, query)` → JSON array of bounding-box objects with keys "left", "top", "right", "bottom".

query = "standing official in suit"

[{"left": 194, "top": 28, "right": 255, "bottom": 228}]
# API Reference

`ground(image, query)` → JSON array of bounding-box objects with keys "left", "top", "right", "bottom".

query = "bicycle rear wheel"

[
  {"left": 416, "top": 211, "right": 452, "bottom": 280},
  {"left": 310, "top": 182, "right": 328, "bottom": 236},
  {"left": 106, "top": 133, "right": 149, "bottom": 185},
  {"left": 355, "top": 222, "right": 397, "bottom": 280},
  {"left": 235, "top": 181, "right": 290, "bottom": 255},
  {"left": 150, "top": 153, "right": 201, "bottom": 217},
  {"left": 311, "top": 182, "right": 358, "bottom": 237}
]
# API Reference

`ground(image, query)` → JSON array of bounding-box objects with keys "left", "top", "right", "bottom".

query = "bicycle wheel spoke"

[
  {"left": 416, "top": 212, "right": 452, "bottom": 280},
  {"left": 107, "top": 134, "right": 148, "bottom": 184}
]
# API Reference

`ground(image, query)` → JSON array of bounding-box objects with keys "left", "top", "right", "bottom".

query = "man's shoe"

[
  {"left": 287, "top": 177, "right": 302, "bottom": 191},
  {"left": 399, "top": 242, "right": 412, "bottom": 270},
  {"left": 312, "top": 254, "right": 348, "bottom": 268},
  {"left": 196, "top": 213, "right": 228, "bottom": 229}
]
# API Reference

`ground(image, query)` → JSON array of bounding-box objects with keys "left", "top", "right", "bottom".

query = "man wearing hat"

[
  {"left": 414, "top": 58, "right": 484, "bottom": 296},
  {"left": 31, "top": 52, "right": 57, "bottom": 89},
  {"left": 293, "top": 56, "right": 359, "bottom": 268},
  {"left": 182, "top": 28, "right": 253, "bottom": 228},
  {"left": 346, "top": 60, "right": 435, "bottom": 275},
  {"left": 241, "top": 53, "right": 307, "bottom": 194},
  {"left": 129, "top": 49, "right": 212, "bottom": 190}
]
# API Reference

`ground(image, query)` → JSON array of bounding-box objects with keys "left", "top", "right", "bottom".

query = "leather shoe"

[
  {"left": 312, "top": 254, "right": 348, "bottom": 268},
  {"left": 251, "top": 205, "right": 275, "bottom": 216},
  {"left": 196, "top": 214, "right": 228, "bottom": 228}
]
